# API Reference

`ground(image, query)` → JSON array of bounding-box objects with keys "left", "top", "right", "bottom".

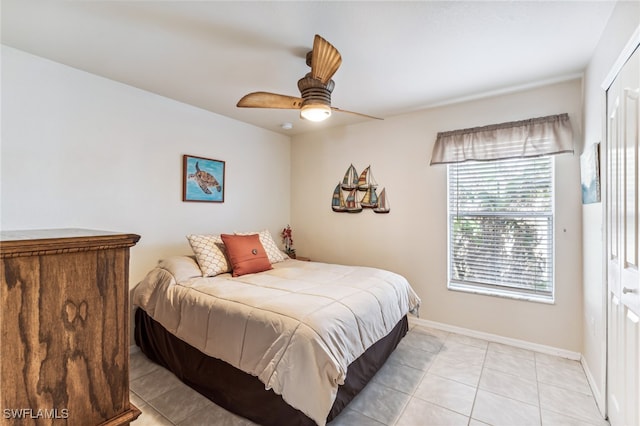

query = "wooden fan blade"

[
  {"left": 311, "top": 34, "right": 342, "bottom": 84},
  {"left": 237, "top": 92, "right": 303, "bottom": 109},
  {"left": 331, "top": 107, "right": 383, "bottom": 120}
]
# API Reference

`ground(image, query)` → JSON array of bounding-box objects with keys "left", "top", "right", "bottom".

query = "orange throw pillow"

[{"left": 220, "top": 234, "right": 272, "bottom": 277}]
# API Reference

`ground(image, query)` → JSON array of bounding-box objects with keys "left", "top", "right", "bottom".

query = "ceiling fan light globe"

[{"left": 300, "top": 104, "right": 331, "bottom": 122}]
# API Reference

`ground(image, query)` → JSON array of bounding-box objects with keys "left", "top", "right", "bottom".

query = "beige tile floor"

[{"left": 129, "top": 324, "right": 609, "bottom": 426}]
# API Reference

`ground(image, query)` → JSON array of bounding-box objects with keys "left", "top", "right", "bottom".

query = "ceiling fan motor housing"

[{"left": 298, "top": 74, "right": 334, "bottom": 108}]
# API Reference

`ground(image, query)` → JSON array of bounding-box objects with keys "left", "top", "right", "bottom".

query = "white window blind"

[{"left": 448, "top": 156, "right": 554, "bottom": 300}]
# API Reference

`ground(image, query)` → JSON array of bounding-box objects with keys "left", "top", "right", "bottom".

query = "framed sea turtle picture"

[{"left": 183, "top": 155, "right": 225, "bottom": 202}]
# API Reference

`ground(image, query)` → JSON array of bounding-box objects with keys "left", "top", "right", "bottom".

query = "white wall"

[
  {"left": 291, "top": 79, "right": 584, "bottom": 352},
  {"left": 0, "top": 46, "right": 291, "bottom": 287},
  {"left": 581, "top": 0, "right": 640, "bottom": 412}
]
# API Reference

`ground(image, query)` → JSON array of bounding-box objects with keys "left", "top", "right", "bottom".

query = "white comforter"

[{"left": 133, "top": 257, "right": 420, "bottom": 425}]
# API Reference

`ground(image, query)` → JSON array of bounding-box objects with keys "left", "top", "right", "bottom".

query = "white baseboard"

[
  {"left": 409, "top": 317, "right": 582, "bottom": 361},
  {"left": 581, "top": 355, "right": 606, "bottom": 417}
]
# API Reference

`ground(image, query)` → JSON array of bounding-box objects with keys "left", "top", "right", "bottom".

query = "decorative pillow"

[
  {"left": 220, "top": 233, "right": 272, "bottom": 277},
  {"left": 157, "top": 255, "right": 203, "bottom": 283},
  {"left": 186, "top": 234, "right": 231, "bottom": 277},
  {"left": 235, "top": 229, "right": 288, "bottom": 264}
]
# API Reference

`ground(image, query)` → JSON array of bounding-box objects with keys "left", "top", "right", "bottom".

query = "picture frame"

[
  {"left": 580, "top": 142, "right": 601, "bottom": 204},
  {"left": 183, "top": 154, "right": 225, "bottom": 202}
]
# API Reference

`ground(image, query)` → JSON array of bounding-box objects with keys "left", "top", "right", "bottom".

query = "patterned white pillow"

[
  {"left": 235, "top": 229, "right": 288, "bottom": 264},
  {"left": 186, "top": 234, "right": 231, "bottom": 277}
]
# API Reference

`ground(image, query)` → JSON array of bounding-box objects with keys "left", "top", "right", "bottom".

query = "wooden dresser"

[{"left": 0, "top": 229, "right": 141, "bottom": 425}]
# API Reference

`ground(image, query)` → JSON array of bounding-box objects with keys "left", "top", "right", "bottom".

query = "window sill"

[{"left": 448, "top": 282, "right": 555, "bottom": 305}]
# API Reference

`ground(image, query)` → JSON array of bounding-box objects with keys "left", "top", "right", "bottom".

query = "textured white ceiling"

[{"left": 1, "top": 1, "right": 616, "bottom": 135}]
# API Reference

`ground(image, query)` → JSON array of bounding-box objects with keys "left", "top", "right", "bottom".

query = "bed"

[{"left": 132, "top": 233, "right": 420, "bottom": 426}]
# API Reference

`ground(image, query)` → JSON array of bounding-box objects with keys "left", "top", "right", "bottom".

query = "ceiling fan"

[{"left": 237, "top": 34, "right": 382, "bottom": 123}]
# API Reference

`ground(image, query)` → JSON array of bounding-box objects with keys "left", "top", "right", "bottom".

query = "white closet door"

[{"left": 606, "top": 45, "right": 639, "bottom": 426}]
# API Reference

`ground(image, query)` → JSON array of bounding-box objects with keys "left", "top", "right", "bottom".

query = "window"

[
  {"left": 447, "top": 156, "right": 554, "bottom": 301},
  {"left": 431, "top": 113, "right": 572, "bottom": 302}
]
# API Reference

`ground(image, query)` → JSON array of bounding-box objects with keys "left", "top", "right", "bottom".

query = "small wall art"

[
  {"left": 183, "top": 154, "right": 225, "bottom": 202},
  {"left": 331, "top": 164, "right": 390, "bottom": 214},
  {"left": 580, "top": 142, "right": 601, "bottom": 204}
]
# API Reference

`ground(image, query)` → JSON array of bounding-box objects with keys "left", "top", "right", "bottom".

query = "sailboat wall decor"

[
  {"left": 373, "top": 187, "right": 390, "bottom": 213},
  {"left": 332, "top": 164, "right": 390, "bottom": 214},
  {"left": 341, "top": 164, "right": 359, "bottom": 190}
]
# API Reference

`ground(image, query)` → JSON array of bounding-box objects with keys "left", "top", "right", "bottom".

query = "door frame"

[{"left": 600, "top": 24, "right": 640, "bottom": 419}]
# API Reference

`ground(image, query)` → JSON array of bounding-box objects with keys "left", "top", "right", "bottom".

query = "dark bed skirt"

[{"left": 134, "top": 309, "right": 408, "bottom": 426}]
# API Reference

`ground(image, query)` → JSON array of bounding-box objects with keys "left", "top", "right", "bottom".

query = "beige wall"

[
  {"left": 1, "top": 46, "right": 291, "bottom": 286},
  {"left": 581, "top": 0, "right": 640, "bottom": 411},
  {"left": 291, "top": 79, "right": 584, "bottom": 352}
]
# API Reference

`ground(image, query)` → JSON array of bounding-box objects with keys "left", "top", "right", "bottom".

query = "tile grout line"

[
  {"left": 392, "top": 328, "right": 447, "bottom": 426},
  {"left": 467, "top": 338, "right": 489, "bottom": 426},
  {"left": 408, "top": 329, "right": 482, "bottom": 424},
  {"left": 534, "top": 353, "right": 543, "bottom": 426}
]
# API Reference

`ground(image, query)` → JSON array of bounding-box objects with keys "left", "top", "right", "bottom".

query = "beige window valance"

[{"left": 430, "top": 113, "right": 573, "bottom": 165}]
